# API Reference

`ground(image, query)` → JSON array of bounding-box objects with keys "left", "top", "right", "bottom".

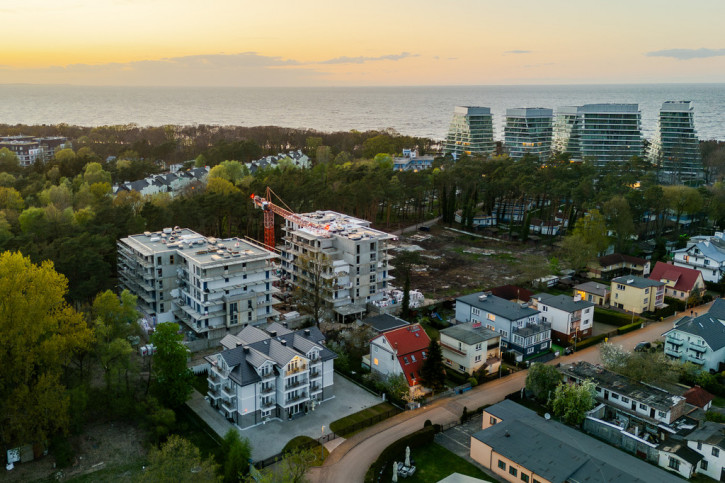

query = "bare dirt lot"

[
  {"left": 398, "top": 225, "right": 554, "bottom": 299},
  {"left": 7, "top": 421, "right": 146, "bottom": 483}
]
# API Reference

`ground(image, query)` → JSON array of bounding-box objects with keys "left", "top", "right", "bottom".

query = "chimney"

[
  {"left": 269, "top": 330, "right": 277, "bottom": 338},
  {"left": 304, "top": 329, "right": 311, "bottom": 336},
  {"left": 281, "top": 339, "right": 287, "bottom": 346},
  {"left": 243, "top": 346, "right": 250, "bottom": 353},
  {"left": 283, "top": 322, "right": 289, "bottom": 328}
]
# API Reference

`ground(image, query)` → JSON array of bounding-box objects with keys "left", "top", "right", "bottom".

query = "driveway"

[{"left": 308, "top": 298, "right": 721, "bottom": 483}]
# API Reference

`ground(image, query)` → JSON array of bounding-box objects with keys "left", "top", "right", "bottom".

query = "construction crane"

[{"left": 250, "top": 187, "right": 331, "bottom": 250}]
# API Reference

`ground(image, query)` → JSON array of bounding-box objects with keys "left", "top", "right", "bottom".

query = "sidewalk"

[{"left": 186, "top": 389, "right": 234, "bottom": 439}]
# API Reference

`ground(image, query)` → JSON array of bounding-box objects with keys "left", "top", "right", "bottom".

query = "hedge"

[
  {"left": 574, "top": 333, "right": 608, "bottom": 350},
  {"left": 364, "top": 425, "right": 437, "bottom": 483},
  {"left": 617, "top": 321, "right": 643, "bottom": 335},
  {"left": 594, "top": 307, "right": 641, "bottom": 327}
]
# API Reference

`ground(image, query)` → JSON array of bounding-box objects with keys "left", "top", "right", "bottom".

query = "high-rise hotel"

[
  {"left": 504, "top": 108, "right": 553, "bottom": 160},
  {"left": 554, "top": 104, "right": 643, "bottom": 165},
  {"left": 444, "top": 106, "right": 495, "bottom": 159},
  {"left": 649, "top": 101, "right": 703, "bottom": 183}
]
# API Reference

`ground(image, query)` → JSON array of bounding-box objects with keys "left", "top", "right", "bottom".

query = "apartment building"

[
  {"left": 369, "top": 324, "right": 431, "bottom": 389},
  {"left": 0, "top": 135, "right": 69, "bottom": 165},
  {"left": 530, "top": 293, "right": 594, "bottom": 345},
  {"left": 610, "top": 275, "right": 665, "bottom": 314},
  {"left": 649, "top": 101, "right": 704, "bottom": 183},
  {"left": 503, "top": 107, "right": 553, "bottom": 160},
  {"left": 439, "top": 324, "right": 501, "bottom": 376},
  {"left": 279, "top": 210, "right": 396, "bottom": 322},
  {"left": 205, "top": 324, "right": 336, "bottom": 428},
  {"left": 663, "top": 299, "right": 725, "bottom": 372},
  {"left": 118, "top": 228, "right": 279, "bottom": 339},
  {"left": 673, "top": 232, "right": 725, "bottom": 283},
  {"left": 444, "top": 106, "right": 495, "bottom": 159},
  {"left": 455, "top": 292, "right": 551, "bottom": 359},
  {"left": 554, "top": 104, "right": 643, "bottom": 165}
]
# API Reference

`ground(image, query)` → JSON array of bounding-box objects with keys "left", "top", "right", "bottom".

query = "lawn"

[
  {"left": 405, "top": 443, "right": 492, "bottom": 483},
  {"left": 329, "top": 402, "right": 399, "bottom": 435},
  {"left": 712, "top": 396, "right": 725, "bottom": 408}
]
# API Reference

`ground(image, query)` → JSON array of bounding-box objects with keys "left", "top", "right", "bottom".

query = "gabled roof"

[
  {"left": 598, "top": 253, "right": 648, "bottom": 267},
  {"left": 532, "top": 293, "right": 594, "bottom": 313},
  {"left": 664, "top": 311, "right": 725, "bottom": 351},
  {"left": 679, "top": 239, "right": 725, "bottom": 262},
  {"left": 457, "top": 292, "right": 539, "bottom": 321},
  {"left": 266, "top": 322, "right": 293, "bottom": 336},
  {"left": 658, "top": 441, "right": 703, "bottom": 466},
  {"left": 574, "top": 281, "right": 610, "bottom": 297},
  {"left": 649, "top": 262, "right": 702, "bottom": 293},
  {"left": 379, "top": 324, "right": 431, "bottom": 355},
  {"left": 236, "top": 325, "right": 269, "bottom": 344},
  {"left": 683, "top": 386, "right": 715, "bottom": 409},
  {"left": 687, "top": 421, "right": 725, "bottom": 449}
]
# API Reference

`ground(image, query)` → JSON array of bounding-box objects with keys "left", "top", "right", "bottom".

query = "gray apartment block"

[{"left": 118, "top": 228, "right": 279, "bottom": 339}]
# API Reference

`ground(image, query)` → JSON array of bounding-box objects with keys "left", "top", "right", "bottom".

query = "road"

[{"left": 308, "top": 299, "right": 718, "bottom": 483}]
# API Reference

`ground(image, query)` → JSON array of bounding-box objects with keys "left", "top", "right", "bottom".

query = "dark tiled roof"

[
  {"left": 687, "top": 422, "right": 725, "bottom": 449},
  {"left": 664, "top": 310, "right": 725, "bottom": 351},
  {"left": 532, "top": 293, "right": 594, "bottom": 312},
  {"left": 574, "top": 281, "right": 610, "bottom": 296},
  {"left": 658, "top": 442, "right": 703, "bottom": 466},
  {"left": 363, "top": 314, "right": 410, "bottom": 333},
  {"left": 612, "top": 275, "right": 664, "bottom": 290},
  {"left": 457, "top": 293, "right": 539, "bottom": 321},
  {"left": 440, "top": 324, "right": 499, "bottom": 345}
]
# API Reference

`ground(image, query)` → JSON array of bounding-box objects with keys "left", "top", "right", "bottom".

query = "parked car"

[
  {"left": 418, "top": 226, "right": 430, "bottom": 232},
  {"left": 634, "top": 341, "right": 651, "bottom": 352}
]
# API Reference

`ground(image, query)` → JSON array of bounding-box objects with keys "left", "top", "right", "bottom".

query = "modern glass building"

[
  {"left": 504, "top": 108, "right": 553, "bottom": 160},
  {"left": 444, "top": 106, "right": 495, "bottom": 159},
  {"left": 649, "top": 101, "right": 703, "bottom": 183},
  {"left": 554, "top": 104, "right": 643, "bottom": 165}
]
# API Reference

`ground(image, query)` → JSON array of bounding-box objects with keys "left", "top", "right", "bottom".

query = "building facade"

[
  {"left": 118, "top": 228, "right": 279, "bottom": 339},
  {"left": 503, "top": 107, "right": 553, "bottom": 160},
  {"left": 649, "top": 101, "right": 703, "bottom": 184},
  {"left": 587, "top": 253, "right": 650, "bottom": 281},
  {"left": 439, "top": 324, "right": 501, "bottom": 376},
  {"left": 573, "top": 281, "right": 610, "bottom": 306},
  {"left": 530, "top": 293, "right": 594, "bottom": 345},
  {"left": 205, "top": 324, "right": 335, "bottom": 428},
  {"left": 554, "top": 104, "right": 643, "bottom": 165},
  {"left": 455, "top": 292, "right": 551, "bottom": 359},
  {"left": 444, "top": 106, "right": 495, "bottom": 159},
  {"left": 369, "top": 324, "right": 431, "bottom": 389},
  {"left": 610, "top": 275, "right": 665, "bottom": 314},
  {"left": 673, "top": 232, "right": 725, "bottom": 283},
  {"left": 649, "top": 261, "right": 705, "bottom": 302},
  {"left": 663, "top": 300, "right": 725, "bottom": 372},
  {"left": 280, "top": 210, "right": 396, "bottom": 322}
]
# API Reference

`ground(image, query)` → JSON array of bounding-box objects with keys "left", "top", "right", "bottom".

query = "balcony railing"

[
  {"left": 309, "top": 369, "right": 321, "bottom": 378},
  {"left": 285, "top": 392, "right": 308, "bottom": 405},
  {"left": 261, "top": 385, "right": 275, "bottom": 394},
  {"left": 667, "top": 338, "right": 683, "bottom": 346},
  {"left": 665, "top": 346, "right": 682, "bottom": 357},
  {"left": 690, "top": 343, "right": 707, "bottom": 353},
  {"left": 286, "top": 364, "right": 308, "bottom": 377},
  {"left": 221, "top": 386, "right": 235, "bottom": 399},
  {"left": 260, "top": 371, "right": 275, "bottom": 380},
  {"left": 440, "top": 342, "right": 466, "bottom": 356},
  {"left": 262, "top": 400, "right": 275, "bottom": 409},
  {"left": 285, "top": 379, "right": 307, "bottom": 391},
  {"left": 207, "top": 373, "right": 222, "bottom": 387}
]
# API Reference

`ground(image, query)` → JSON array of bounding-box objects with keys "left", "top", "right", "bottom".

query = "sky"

[{"left": 2, "top": 0, "right": 725, "bottom": 87}]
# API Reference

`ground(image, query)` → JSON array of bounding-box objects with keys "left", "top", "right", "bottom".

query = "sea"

[{"left": 1, "top": 83, "right": 724, "bottom": 141}]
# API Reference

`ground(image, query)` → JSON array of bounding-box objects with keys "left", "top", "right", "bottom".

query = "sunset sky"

[{"left": 2, "top": 0, "right": 725, "bottom": 86}]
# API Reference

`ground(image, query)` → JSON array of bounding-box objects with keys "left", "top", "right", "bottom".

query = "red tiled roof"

[
  {"left": 649, "top": 262, "right": 703, "bottom": 293},
  {"left": 598, "top": 253, "right": 647, "bottom": 267},
  {"left": 683, "top": 385, "right": 715, "bottom": 408},
  {"left": 381, "top": 324, "right": 431, "bottom": 387}
]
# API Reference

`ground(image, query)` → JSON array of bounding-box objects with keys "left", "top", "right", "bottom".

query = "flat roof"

[
  {"left": 612, "top": 275, "right": 664, "bottom": 289},
  {"left": 440, "top": 324, "right": 499, "bottom": 345},
  {"left": 457, "top": 292, "right": 539, "bottom": 321},
  {"left": 290, "top": 210, "right": 396, "bottom": 242}
]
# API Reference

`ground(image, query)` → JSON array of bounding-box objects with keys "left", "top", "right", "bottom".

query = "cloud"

[
  {"left": 645, "top": 48, "right": 725, "bottom": 60},
  {"left": 505, "top": 50, "right": 531, "bottom": 55},
  {"left": 318, "top": 52, "right": 418, "bottom": 65}
]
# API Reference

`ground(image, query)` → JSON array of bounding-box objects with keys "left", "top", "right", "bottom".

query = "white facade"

[
  {"left": 369, "top": 334, "right": 402, "bottom": 379},
  {"left": 439, "top": 325, "right": 501, "bottom": 376},
  {"left": 531, "top": 294, "right": 594, "bottom": 343},
  {"left": 673, "top": 233, "right": 725, "bottom": 283}
]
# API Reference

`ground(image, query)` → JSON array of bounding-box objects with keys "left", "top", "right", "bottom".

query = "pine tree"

[{"left": 420, "top": 337, "right": 446, "bottom": 393}]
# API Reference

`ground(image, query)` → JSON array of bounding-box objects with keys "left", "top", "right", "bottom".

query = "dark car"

[
  {"left": 418, "top": 226, "right": 431, "bottom": 232},
  {"left": 634, "top": 341, "right": 651, "bottom": 352}
]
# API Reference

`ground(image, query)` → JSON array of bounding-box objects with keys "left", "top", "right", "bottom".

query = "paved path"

[{"left": 308, "top": 299, "right": 720, "bottom": 483}]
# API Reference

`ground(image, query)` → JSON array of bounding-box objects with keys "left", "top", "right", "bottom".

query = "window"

[
  {"left": 403, "top": 357, "right": 409, "bottom": 365},
  {"left": 668, "top": 457, "right": 680, "bottom": 471},
  {"left": 611, "top": 393, "right": 619, "bottom": 400},
  {"left": 475, "top": 343, "right": 482, "bottom": 351},
  {"left": 411, "top": 355, "right": 417, "bottom": 362},
  {"left": 657, "top": 411, "right": 666, "bottom": 418},
  {"left": 712, "top": 447, "right": 719, "bottom": 457},
  {"left": 527, "top": 348, "right": 534, "bottom": 354},
  {"left": 474, "top": 355, "right": 481, "bottom": 362},
  {"left": 521, "top": 474, "right": 529, "bottom": 483},
  {"left": 542, "top": 306, "right": 548, "bottom": 312},
  {"left": 410, "top": 372, "right": 415, "bottom": 380},
  {"left": 645, "top": 288, "right": 650, "bottom": 294},
  {"left": 472, "top": 308, "right": 480, "bottom": 316},
  {"left": 487, "top": 324, "right": 495, "bottom": 331},
  {"left": 487, "top": 313, "right": 496, "bottom": 321},
  {"left": 422, "top": 351, "right": 427, "bottom": 359},
  {"left": 498, "top": 460, "right": 506, "bottom": 470},
  {"left": 639, "top": 403, "right": 647, "bottom": 410},
  {"left": 697, "top": 442, "right": 702, "bottom": 450},
  {"left": 500, "top": 330, "right": 508, "bottom": 338},
  {"left": 617, "top": 284, "right": 625, "bottom": 290},
  {"left": 701, "top": 460, "right": 708, "bottom": 470},
  {"left": 509, "top": 467, "right": 518, "bottom": 477},
  {"left": 621, "top": 397, "right": 629, "bottom": 403},
  {"left": 490, "top": 417, "right": 497, "bottom": 425}
]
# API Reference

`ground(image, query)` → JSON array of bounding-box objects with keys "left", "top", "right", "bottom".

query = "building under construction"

[{"left": 279, "top": 210, "right": 397, "bottom": 322}]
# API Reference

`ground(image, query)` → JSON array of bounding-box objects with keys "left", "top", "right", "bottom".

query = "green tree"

[
  {"left": 221, "top": 429, "right": 252, "bottom": 483},
  {"left": 83, "top": 162, "right": 112, "bottom": 185},
  {"left": 420, "top": 337, "right": 446, "bottom": 393},
  {"left": 249, "top": 447, "right": 315, "bottom": 483},
  {"left": 525, "top": 363, "right": 562, "bottom": 402},
  {"left": 0, "top": 251, "right": 94, "bottom": 448},
  {"left": 139, "top": 435, "right": 219, "bottom": 483},
  {"left": 552, "top": 380, "right": 596, "bottom": 425},
  {"left": 603, "top": 196, "right": 635, "bottom": 252},
  {"left": 0, "top": 147, "right": 20, "bottom": 173},
  {"left": 151, "top": 322, "right": 193, "bottom": 408}
]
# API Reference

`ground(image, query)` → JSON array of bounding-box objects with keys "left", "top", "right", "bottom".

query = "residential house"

[
  {"left": 658, "top": 441, "right": 703, "bottom": 479},
  {"left": 393, "top": 149, "right": 435, "bottom": 171},
  {"left": 113, "top": 167, "right": 209, "bottom": 198},
  {"left": 587, "top": 253, "right": 650, "bottom": 281},
  {"left": 610, "top": 275, "right": 665, "bottom": 314},
  {"left": 455, "top": 292, "right": 551, "bottom": 360},
  {"left": 205, "top": 324, "right": 336, "bottom": 428},
  {"left": 454, "top": 210, "right": 497, "bottom": 227},
  {"left": 527, "top": 218, "right": 561, "bottom": 236},
  {"left": 573, "top": 281, "right": 610, "bottom": 306},
  {"left": 673, "top": 232, "right": 725, "bottom": 283},
  {"left": 245, "top": 150, "right": 310, "bottom": 174},
  {"left": 439, "top": 324, "right": 501, "bottom": 376},
  {"left": 649, "top": 261, "right": 705, "bottom": 302},
  {"left": 683, "top": 386, "right": 715, "bottom": 411},
  {"left": 686, "top": 422, "right": 725, "bottom": 481},
  {"left": 530, "top": 293, "right": 594, "bottom": 345},
  {"left": 369, "top": 324, "right": 431, "bottom": 390},
  {"left": 663, "top": 299, "right": 725, "bottom": 372},
  {"left": 470, "top": 399, "right": 682, "bottom": 483}
]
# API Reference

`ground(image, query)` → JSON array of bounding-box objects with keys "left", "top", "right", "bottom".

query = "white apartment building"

[
  {"left": 439, "top": 323, "right": 501, "bottom": 376},
  {"left": 673, "top": 232, "right": 725, "bottom": 283},
  {"left": 279, "top": 211, "right": 396, "bottom": 322},
  {"left": 206, "top": 323, "right": 336, "bottom": 428},
  {"left": 531, "top": 293, "right": 594, "bottom": 345},
  {"left": 118, "top": 228, "right": 279, "bottom": 339},
  {"left": 686, "top": 422, "right": 725, "bottom": 481}
]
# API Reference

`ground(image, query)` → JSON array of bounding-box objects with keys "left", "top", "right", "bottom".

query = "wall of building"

[{"left": 686, "top": 441, "right": 725, "bottom": 480}]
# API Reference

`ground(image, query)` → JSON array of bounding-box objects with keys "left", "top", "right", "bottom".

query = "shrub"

[
  {"left": 617, "top": 321, "right": 642, "bottom": 335},
  {"left": 424, "top": 419, "right": 432, "bottom": 427},
  {"left": 594, "top": 308, "right": 641, "bottom": 327},
  {"left": 51, "top": 434, "right": 75, "bottom": 469},
  {"left": 364, "top": 426, "right": 437, "bottom": 483},
  {"left": 575, "top": 334, "right": 607, "bottom": 350},
  {"left": 467, "top": 377, "right": 478, "bottom": 387}
]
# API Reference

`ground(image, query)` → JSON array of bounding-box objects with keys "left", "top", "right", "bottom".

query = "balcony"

[
  {"left": 286, "top": 364, "right": 308, "bottom": 377},
  {"left": 285, "top": 392, "right": 308, "bottom": 405},
  {"left": 310, "top": 384, "right": 322, "bottom": 393},
  {"left": 665, "top": 346, "right": 682, "bottom": 357},
  {"left": 260, "top": 370, "right": 275, "bottom": 380},
  {"left": 221, "top": 400, "right": 235, "bottom": 413},
  {"left": 221, "top": 386, "right": 236, "bottom": 399},
  {"left": 309, "top": 369, "right": 321, "bottom": 379},
  {"left": 261, "top": 399, "right": 276, "bottom": 409},
  {"left": 260, "top": 384, "right": 275, "bottom": 394},
  {"left": 690, "top": 343, "right": 707, "bottom": 353},
  {"left": 440, "top": 342, "right": 466, "bottom": 357},
  {"left": 687, "top": 353, "right": 705, "bottom": 365},
  {"left": 285, "top": 378, "right": 307, "bottom": 391},
  {"left": 208, "top": 388, "right": 221, "bottom": 401},
  {"left": 667, "top": 337, "right": 683, "bottom": 346},
  {"left": 207, "top": 372, "right": 222, "bottom": 388}
]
